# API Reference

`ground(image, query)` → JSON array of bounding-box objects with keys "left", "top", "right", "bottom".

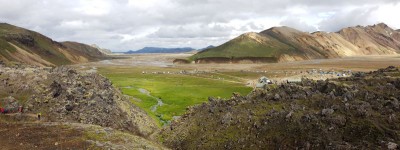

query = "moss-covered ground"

[{"left": 98, "top": 66, "right": 252, "bottom": 125}]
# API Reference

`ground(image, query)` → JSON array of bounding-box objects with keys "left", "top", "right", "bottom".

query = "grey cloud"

[
  {"left": 318, "top": 7, "right": 379, "bottom": 32},
  {"left": 149, "top": 24, "right": 235, "bottom": 38},
  {"left": 0, "top": 0, "right": 398, "bottom": 51}
]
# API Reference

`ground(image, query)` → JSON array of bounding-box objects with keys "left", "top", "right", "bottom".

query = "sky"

[{"left": 0, "top": 0, "right": 399, "bottom": 52}]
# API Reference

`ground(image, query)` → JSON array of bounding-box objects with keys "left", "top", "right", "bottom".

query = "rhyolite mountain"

[
  {"left": 125, "top": 47, "right": 195, "bottom": 54},
  {"left": 0, "top": 23, "right": 106, "bottom": 66},
  {"left": 191, "top": 23, "right": 400, "bottom": 63}
]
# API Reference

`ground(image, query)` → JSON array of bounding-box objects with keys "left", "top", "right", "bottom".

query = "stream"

[{"left": 138, "top": 88, "right": 164, "bottom": 112}]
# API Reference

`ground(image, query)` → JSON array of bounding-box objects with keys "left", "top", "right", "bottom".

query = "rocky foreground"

[
  {"left": 2, "top": 61, "right": 400, "bottom": 149},
  {"left": 161, "top": 66, "right": 400, "bottom": 149},
  {"left": 0, "top": 63, "right": 158, "bottom": 137}
]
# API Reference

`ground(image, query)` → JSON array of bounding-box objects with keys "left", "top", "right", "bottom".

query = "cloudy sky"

[{"left": 0, "top": 0, "right": 399, "bottom": 51}]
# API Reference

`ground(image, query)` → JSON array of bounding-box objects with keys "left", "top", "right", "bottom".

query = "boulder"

[{"left": 321, "top": 108, "right": 334, "bottom": 116}]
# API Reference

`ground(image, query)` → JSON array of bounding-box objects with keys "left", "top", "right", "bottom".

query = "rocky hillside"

[
  {"left": 0, "top": 23, "right": 107, "bottom": 66},
  {"left": 191, "top": 23, "right": 400, "bottom": 63},
  {"left": 0, "top": 64, "right": 158, "bottom": 137},
  {"left": 160, "top": 66, "right": 400, "bottom": 149}
]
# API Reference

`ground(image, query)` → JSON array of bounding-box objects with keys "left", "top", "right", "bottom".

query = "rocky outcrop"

[
  {"left": 0, "top": 65, "right": 158, "bottom": 137},
  {"left": 161, "top": 66, "right": 400, "bottom": 149}
]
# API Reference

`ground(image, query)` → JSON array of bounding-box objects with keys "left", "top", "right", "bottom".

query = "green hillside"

[
  {"left": 191, "top": 33, "right": 296, "bottom": 61},
  {"left": 189, "top": 29, "right": 314, "bottom": 63}
]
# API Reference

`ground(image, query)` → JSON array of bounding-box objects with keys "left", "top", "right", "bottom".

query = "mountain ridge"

[
  {"left": 190, "top": 23, "right": 400, "bottom": 63},
  {"left": 0, "top": 23, "right": 107, "bottom": 66}
]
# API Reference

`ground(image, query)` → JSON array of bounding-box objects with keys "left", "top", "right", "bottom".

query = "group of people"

[
  {"left": 0, "top": 105, "right": 42, "bottom": 120},
  {"left": 0, "top": 106, "right": 23, "bottom": 114}
]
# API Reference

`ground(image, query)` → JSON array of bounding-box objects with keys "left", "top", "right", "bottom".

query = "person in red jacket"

[
  {"left": 18, "top": 106, "right": 23, "bottom": 113},
  {"left": 0, "top": 107, "right": 4, "bottom": 113}
]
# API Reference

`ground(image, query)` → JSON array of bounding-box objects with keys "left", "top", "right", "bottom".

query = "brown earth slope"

[{"left": 0, "top": 23, "right": 106, "bottom": 66}]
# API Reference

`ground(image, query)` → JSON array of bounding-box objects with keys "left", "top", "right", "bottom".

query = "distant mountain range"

[
  {"left": 199, "top": 45, "right": 215, "bottom": 51},
  {"left": 0, "top": 23, "right": 107, "bottom": 66},
  {"left": 190, "top": 23, "right": 400, "bottom": 63},
  {"left": 125, "top": 47, "right": 195, "bottom": 54}
]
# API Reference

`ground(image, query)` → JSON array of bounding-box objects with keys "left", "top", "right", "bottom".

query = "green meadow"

[{"left": 98, "top": 67, "right": 252, "bottom": 126}]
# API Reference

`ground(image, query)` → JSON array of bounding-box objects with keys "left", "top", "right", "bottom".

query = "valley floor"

[{"left": 76, "top": 54, "right": 400, "bottom": 125}]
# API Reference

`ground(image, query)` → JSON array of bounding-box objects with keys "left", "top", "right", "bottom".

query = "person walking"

[{"left": 37, "top": 112, "right": 41, "bottom": 120}]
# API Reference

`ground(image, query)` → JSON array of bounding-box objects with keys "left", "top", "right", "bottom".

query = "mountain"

[
  {"left": 125, "top": 47, "right": 195, "bottom": 54},
  {"left": 190, "top": 23, "right": 400, "bottom": 63},
  {"left": 0, "top": 23, "right": 106, "bottom": 66},
  {"left": 91, "top": 44, "right": 112, "bottom": 55},
  {"left": 338, "top": 23, "right": 400, "bottom": 55},
  {"left": 199, "top": 45, "right": 215, "bottom": 51},
  {"left": 160, "top": 66, "right": 400, "bottom": 149}
]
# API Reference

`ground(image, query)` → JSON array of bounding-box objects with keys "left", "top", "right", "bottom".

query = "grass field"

[{"left": 98, "top": 67, "right": 252, "bottom": 126}]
